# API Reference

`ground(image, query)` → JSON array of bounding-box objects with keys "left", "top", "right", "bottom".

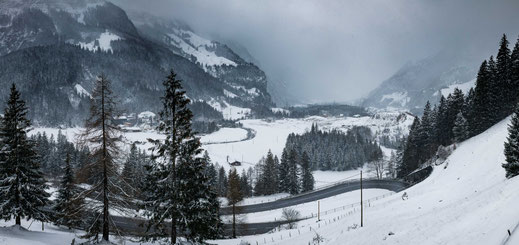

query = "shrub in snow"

[
  {"left": 312, "top": 232, "right": 325, "bottom": 244},
  {"left": 281, "top": 208, "right": 301, "bottom": 229}
]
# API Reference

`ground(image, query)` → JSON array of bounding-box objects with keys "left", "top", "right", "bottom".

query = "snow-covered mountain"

[
  {"left": 0, "top": 0, "right": 275, "bottom": 125},
  {"left": 129, "top": 12, "right": 273, "bottom": 108},
  {"left": 362, "top": 50, "right": 478, "bottom": 114}
]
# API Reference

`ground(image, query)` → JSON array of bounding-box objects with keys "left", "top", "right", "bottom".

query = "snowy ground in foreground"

[
  {"left": 0, "top": 220, "right": 145, "bottom": 245},
  {"left": 211, "top": 116, "right": 519, "bottom": 245}
]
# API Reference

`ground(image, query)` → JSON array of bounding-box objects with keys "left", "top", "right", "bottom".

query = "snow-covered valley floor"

[
  {"left": 211, "top": 116, "right": 519, "bottom": 245},
  {"left": 3, "top": 116, "right": 518, "bottom": 244}
]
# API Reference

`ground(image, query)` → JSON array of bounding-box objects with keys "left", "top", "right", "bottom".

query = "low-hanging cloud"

[{"left": 114, "top": 0, "right": 519, "bottom": 104}]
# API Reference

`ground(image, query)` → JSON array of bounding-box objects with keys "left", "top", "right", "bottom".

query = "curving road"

[
  {"left": 220, "top": 178, "right": 409, "bottom": 215},
  {"left": 80, "top": 178, "right": 410, "bottom": 237},
  {"left": 203, "top": 127, "right": 256, "bottom": 145}
]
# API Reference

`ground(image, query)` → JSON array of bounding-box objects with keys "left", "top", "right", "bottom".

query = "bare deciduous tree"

[
  {"left": 368, "top": 159, "right": 386, "bottom": 179},
  {"left": 77, "top": 74, "right": 130, "bottom": 242},
  {"left": 281, "top": 208, "right": 301, "bottom": 229}
]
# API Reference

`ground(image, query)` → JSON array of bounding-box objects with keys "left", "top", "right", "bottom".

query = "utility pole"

[
  {"left": 318, "top": 200, "right": 320, "bottom": 221},
  {"left": 360, "top": 170, "right": 363, "bottom": 227}
]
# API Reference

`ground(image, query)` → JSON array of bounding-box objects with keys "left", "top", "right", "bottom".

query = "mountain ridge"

[{"left": 0, "top": 0, "right": 276, "bottom": 125}]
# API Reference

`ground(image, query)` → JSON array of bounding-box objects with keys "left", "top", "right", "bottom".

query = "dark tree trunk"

[
  {"left": 171, "top": 218, "right": 177, "bottom": 244},
  {"left": 170, "top": 89, "right": 177, "bottom": 244},
  {"left": 232, "top": 203, "right": 236, "bottom": 238},
  {"left": 101, "top": 83, "right": 109, "bottom": 242}
]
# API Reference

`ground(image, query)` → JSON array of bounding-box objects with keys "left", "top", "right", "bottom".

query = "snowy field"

[
  {"left": 30, "top": 113, "right": 408, "bottom": 188},
  {"left": 211, "top": 116, "right": 519, "bottom": 245},
  {"left": 200, "top": 127, "right": 248, "bottom": 144}
]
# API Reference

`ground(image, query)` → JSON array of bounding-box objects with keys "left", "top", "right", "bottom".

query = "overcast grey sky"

[{"left": 115, "top": 0, "right": 519, "bottom": 103}]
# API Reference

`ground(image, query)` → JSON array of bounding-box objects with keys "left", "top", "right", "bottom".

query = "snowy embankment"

[{"left": 212, "top": 117, "right": 519, "bottom": 245}]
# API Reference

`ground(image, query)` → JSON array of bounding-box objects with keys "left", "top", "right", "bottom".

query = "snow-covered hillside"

[
  {"left": 438, "top": 78, "right": 476, "bottom": 97},
  {"left": 212, "top": 116, "right": 519, "bottom": 245},
  {"left": 362, "top": 50, "right": 478, "bottom": 114}
]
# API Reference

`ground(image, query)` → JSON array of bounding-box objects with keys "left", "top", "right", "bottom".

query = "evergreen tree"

[
  {"left": 445, "top": 88, "right": 465, "bottom": 143},
  {"left": 239, "top": 170, "right": 252, "bottom": 197},
  {"left": 436, "top": 95, "right": 450, "bottom": 146},
  {"left": 473, "top": 60, "right": 492, "bottom": 135},
  {"left": 204, "top": 152, "right": 218, "bottom": 187},
  {"left": 511, "top": 37, "right": 519, "bottom": 107},
  {"left": 487, "top": 56, "right": 499, "bottom": 121},
  {"left": 217, "top": 166, "right": 228, "bottom": 197},
  {"left": 53, "top": 153, "right": 84, "bottom": 229},
  {"left": 419, "top": 101, "right": 436, "bottom": 160},
  {"left": 496, "top": 34, "right": 513, "bottom": 116},
  {"left": 77, "top": 75, "right": 127, "bottom": 242},
  {"left": 227, "top": 168, "right": 243, "bottom": 238},
  {"left": 278, "top": 148, "right": 290, "bottom": 193},
  {"left": 453, "top": 112, "right": 469, "bottom": 143},
  {"left": 143, "top": 70, "right": 220, "bottom": 243},
  {"left": 261, "top": 150, "right": 278, "bottom": 195},
  {"left": 463, "top": 88, "right": 476, "bottom": 136},
  {"left": 177, "top": 144, "right": 222, "bottom": 242},
  {"left": 0, "top": 84, "right": 49, "bottom": 226},
  {"left": 398, "top": 117, "right": 421, "bottom": 178},
  {"left": 121, "top": 143, "right": 143, "bottom": 195},
  {"left": 253, "top": 157, "right": 266, "bottom": 195},
  {"left": 300, "top": 151, "right": 314, "bottom": 192},
  {"left": 286, "top": 149, "right": 301, "bottom": 195},
  {"left": 503, "top": 104, "right": 519, "bottom": 178}
]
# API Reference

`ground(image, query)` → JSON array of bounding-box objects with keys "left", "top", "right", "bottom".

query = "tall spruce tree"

[
  {"left": 503, "top": 104, "right": 519, "bottom": 178},
  {"left": 419, "top": 101, "right": 436, "bottom": 160},
  {"left": 398, "top": 117, "right": 421, "bottom": 178},
  {"left": 300, "top": 151, "right": 314, "bottom": 192},
  {"left": 473, "top": 60, "right": 492, "bottom": 135},
  {"left": 445, "top": 88, "right": 465, "bottom": 144},
  {"left": 496, "top": 34, "right": 513, "bottom": 117},
  {"left": 121, "top": 143, "right": 143, "bottom": 195},
  {"left": 0, "top": 84, "right": 49, "bottom": 226},
  {"left": 53, "top": 153, "right": 84, "bottom": 229},
  {"left": 203, "top": 152, "right": 218, "bottom": 187},
  {"left": 177, "top": 144, "right": 222, "bottom": 242},
  {"left": 239, "top": 169, "right": 252, "bottom": 197},
  {"left": 217, "top": 166, "right": 228, "bottom": 197},
  {"left": 487, "top": 56, "right": 500, "bottom": 122},
  {"left": 143, "top": 70, "right": 220, "bottom": 243},
  {"left": 511, "top": 37, "right": 519, "bottom": 107},
  {"left": 78, "top": 75, "right": 128, "bottom": 242},
  {"left": 286, "top": 149, "right": 301, "bottom": 195},
  {"left": 436, "top": 95, "right": 450, "bottom": 146},
  {"left": 463, "top": 88, "right": 476, "bottom": 136},
  {"left": 261, "top": 150, "right": 278, "bottom": 195},
  {"left": 278, "top": 148, "right": 290, "bottom": 193},
  {"left": 227, "top": 168, "right": 243, "bottom": 238}
]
